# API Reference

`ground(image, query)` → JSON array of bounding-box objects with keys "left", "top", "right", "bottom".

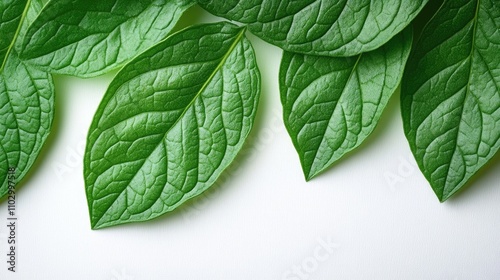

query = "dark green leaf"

[
  {"left": 84, "top": 22, "right": 260, "bottom": 229},
  {"left": 198, "top": 0, "right": 427, "bottom": 56},
  {"left": 20, "top": 0, "right": 196, "bottom": 77},
  {"left": 401, "top": 0, "right": 500, "bottom": 201},
  {"left": 281, "top": 28, "right": 412, "bottom": 180}
]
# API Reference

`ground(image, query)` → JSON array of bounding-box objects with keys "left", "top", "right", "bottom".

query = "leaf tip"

[
  {"left": 438, "top": 192, "right": 452, "bottom": 203},
  {"left": 89, "top": 215, "right": 104, "bottom": 230},
  {"left": 90, "top": 222, "right": 107, "bottom": 230},
  {"left": 303, "top": 169, "right": 315, "bottom": 182},
  {"left": 90, "top": 220, "right": 99, "bottom": 230}
]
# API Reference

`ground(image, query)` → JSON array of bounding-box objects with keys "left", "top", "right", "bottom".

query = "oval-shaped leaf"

[
  {"left": 20, "top": 0, "right": 195, "bottom": 77},
  {"left": 401, "top": 0, "right": 500, "bottom": 201},
  {"left": 0, "top": 0, "right": 27, "bottom": 67},
  {"left": 0, "top": 51, "right": 55, "bottom": 198},
  {"left": 198, "top": 0, "right": 427, "bottom": 57},
  {"left": 281, "top": 28, "right": 412, "bottom": 180},
  {"left": 84, "top": 22, "right": 261, "bottom": 229}
]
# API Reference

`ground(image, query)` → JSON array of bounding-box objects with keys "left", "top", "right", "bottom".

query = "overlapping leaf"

[
  {"left": 16, "top": 0, "right": 48, "bottom": 47},
  {"left": 402, "top": 0, "right": 500, "bottom": 201},
  {"left": 0, "top": 0, "right": 27, "bottom": 65},
  {"left": 84, "top": 22, "right": 260, "bottom": 228},
  {"left": 198, "top": 0, "right": 427, "bottom": 57},
  {"left": 281, "top": 29, "right": 412, "bottom": 180},
  {"left": 20, "top": 0, "right": 196, "bottom": 77},
  {"left": 1, "top": 0, "right": 55, "bottom": 198}
]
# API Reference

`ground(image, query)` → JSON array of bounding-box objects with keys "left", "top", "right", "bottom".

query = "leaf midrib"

[
  {"left": 440, "top": 0, "right": 481, "bottom": 200},
  {"left": 0, "top": 0, "right": 30, "bottom": 72},
  {"left": 307, "top": 53, "right": 363, "bottom": 179}
]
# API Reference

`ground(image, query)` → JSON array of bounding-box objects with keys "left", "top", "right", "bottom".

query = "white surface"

[{"left": 1, "top": 6, "right": 500, "bottom": 280}]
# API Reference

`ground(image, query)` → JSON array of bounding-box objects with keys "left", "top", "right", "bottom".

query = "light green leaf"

[
  {"left": 20, "top": 0, "right": 196, "bottom": 77},
  {"left": 1, "top": 0, "right": 55, "bottom": 198},
  {"left": 401, "top": 0, "right": 500, "bottom": 201},
  {"left": 0, "top": 0, "right": 27, "bottom": 67},
  {"left": 198, "top": 0, "right": 427, "bottom": 57},
  {"left": 84, "top": 22, "right": 260, "bottom": 229},
  {"left": 0, "top": 52, "right": 55, "bottom": 198},
  {"left": 281, "top": 28, "right": 412, "bottom": 180}
]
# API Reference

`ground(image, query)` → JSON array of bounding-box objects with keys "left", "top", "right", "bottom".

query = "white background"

[{"left": 1, "top": 6, "right": 500, "bottom": 280}]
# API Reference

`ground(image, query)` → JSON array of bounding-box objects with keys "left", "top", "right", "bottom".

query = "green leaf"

[
  {"left": 281, "top": 28, "right": 412, "bottom": 180},
  {"left": 1, "top": 0, "right": 55, "bottom": 198},
  {"left": 0, "top": 52, "right": 55, "bottom": 198},
  {"left": 197, "top": 0, "right": 427, "bottom": 57},
  {"left": 20, "top": 0, "right": 196, "bottom": 77},
  {"left": 0, "top": 0, "right": 27, "bottom": 67},
  {"left": 401, "top": 0, "right": 500, "bottom": 201},
  {"left": 84, "top": 22, "right": 260, "bottom": 229}
]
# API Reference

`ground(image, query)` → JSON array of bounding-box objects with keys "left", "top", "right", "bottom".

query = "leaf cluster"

[{"left": 1, "top": 0, "right": 499, "bottom": 228}]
